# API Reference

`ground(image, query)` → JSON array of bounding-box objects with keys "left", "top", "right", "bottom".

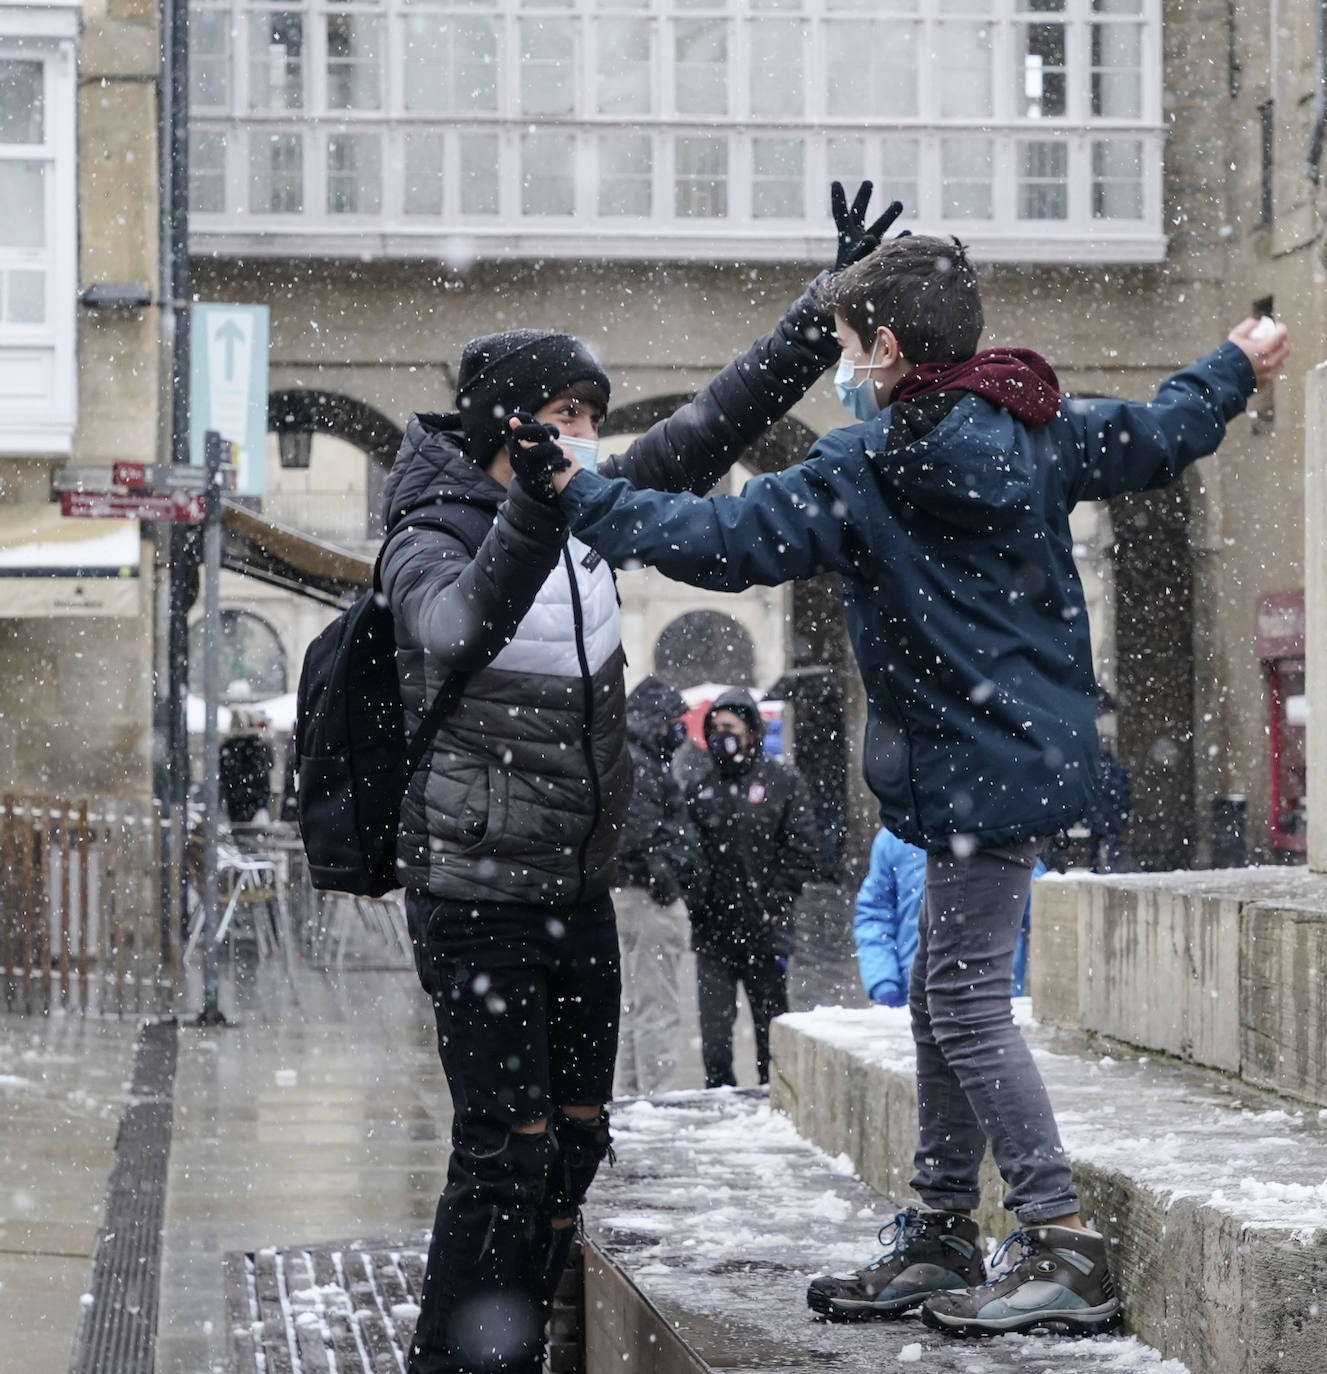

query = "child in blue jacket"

[
  {"left": 856, "top": 826, "right": 1043, "bottom": 1006},
  {"left": 534, "top": 234, "right": 1288, "bottom": 1338}
]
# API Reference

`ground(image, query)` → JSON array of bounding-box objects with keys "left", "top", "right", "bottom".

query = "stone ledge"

[
  {"left": 770, "top": 1006, "right": 1327, "bottom": 1374},
  {"left": 1029, "top": 868, "right": 1327, "bottom": 1105}
]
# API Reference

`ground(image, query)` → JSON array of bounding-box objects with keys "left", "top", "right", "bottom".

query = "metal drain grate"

[
  {"left": 225, "top": 1237, "right": 584, "bottom": 1373},
  {"left": 69, "top": 1019, "right": 179, "bottom": 1374}
]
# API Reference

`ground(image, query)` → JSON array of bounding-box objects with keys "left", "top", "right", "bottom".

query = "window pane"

[
  {"left": 250, "top": 131, "right": 303, "bottom": 213},
  {"left": 326, "top": 14, "right": 381, "bottom": 111},
  {"left": 598, "top": 18, "right": 651, "bottom": 115},
  {"left": 674, "top": 135, "right": 727, "bottom": 217},
  {"left": 938, "top": 22, "right": 993, "bottom": 118},
  {"left": 1092, "top": 137, "right": 1143, "bottom": 218},
  {"left": 941, "top": 137, "right": 992, "bottom": 218},
  {"left": 461, "top": 133, "right": 500, "bottom": 213},
  {"left": 189, "top": 130, "right": 228, "bottom": 213},
  {"left": 752, "top": 137, "right": 803, "bottom": 218},
  {"left": 6, "top": 270, "right": 44, "bottom": 324},
  {"left": 0, "top": 60, "right": 42, "bottom": 144},
  {"left": 189, "top": 11, "right": 230, "bottom": 110},
  {"left": 404, "top": 17, "right": 498, "bottom": 112},
  {"left": 327, "top": 133, "right": 381, "bottom": 214},
  {"left": 522, "top": 131, "right": 575, "bottom": 214},
  {"left": 826, "top": 135, "right": 865, "bottom": 186},
  {"left": 674, "top": 19, "right": 728, "bottom": 116},
  {"left": 750, "top": 21, "right": 803, "bottom": 118},
  {"left": 939, "top": 0, "right": 991, "bottom": 10},
  {"left": 522, "top": 18, "right": 576, "bottom": 114},
  {"left": 1093, "top": 0, "right": 1140, "bottom": 12},
  {"left": 0, "top": 163, "right": 44, "bottom": 247},
  {"left": 404, "top": 132, "right": 444, "bottom": 215},
  {"left": 826, "top": 22, "right": 917, "bottom": 118},
  {"left": 881, "top": 137, "right": 920, "bottom": 221},
  {"left": 1092, "top": 22, "right": 1142, "bottom": 117},
  {"left": 1017, "top": 22, "right": 1065, "bottom": 118},
  {"left": 598, "top": 132, "right": 652, "bottom": 216},
  {"left": 249, "top": 11, "right": 303, "bottom": 111},
  {"left": 1017, "top": 139, "right": 1067, "bottom": 218}
]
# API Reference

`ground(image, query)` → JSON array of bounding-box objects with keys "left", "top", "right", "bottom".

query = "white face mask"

[
  {"left": 558, "top": 434, "right": 599, "bottom": 467},
  {"left": 833, "top": 336, "right": 883, "bottom": 422}
]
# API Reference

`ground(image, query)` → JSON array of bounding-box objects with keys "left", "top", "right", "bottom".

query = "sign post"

[{"left": 198, "top": 430, "right": 228, "bottom": 1024}]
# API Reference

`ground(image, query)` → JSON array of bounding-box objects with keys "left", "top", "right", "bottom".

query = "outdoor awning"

[
  {"left": 221, "top": 500, "right": 372, "bottom": 606},
  {"left": 0, "top": 503, "right": 141, "bottom": 617}
]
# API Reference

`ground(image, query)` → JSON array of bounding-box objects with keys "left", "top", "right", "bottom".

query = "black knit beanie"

[{"left": 455, "top": 329, "right": 611, "bottom": 465}]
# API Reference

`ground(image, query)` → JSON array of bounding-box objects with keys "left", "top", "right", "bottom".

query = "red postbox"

[{"left": 1255, "top": 589, "right": 1306, "bottom": 851}]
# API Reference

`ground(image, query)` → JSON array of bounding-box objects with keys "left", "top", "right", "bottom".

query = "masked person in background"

[
  {"left": 613, "top": 676, "right": 706, "bottom": 1096},
  {"left": 686, "top": 690, "right": 820, "bottom": 1089},
  {"left": 380, "top": 185, "right": 904, "bottom": 1374}
]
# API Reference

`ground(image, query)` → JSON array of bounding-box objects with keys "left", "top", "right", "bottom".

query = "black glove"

[
  {"left": 831, "top": 181, "right": 905, "bottom": 271},
  {"left": 506, "top": 412, "right": 571, "bottom": 503}
]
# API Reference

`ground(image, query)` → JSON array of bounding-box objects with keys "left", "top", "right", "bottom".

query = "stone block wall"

[{"left": 1031, "top": 869, "right": 1327, "bottom": 1105}]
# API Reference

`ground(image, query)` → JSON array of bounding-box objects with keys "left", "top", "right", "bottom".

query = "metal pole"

[
  {"left": 199, "top": 431, "right": 225, "bottom": 1023},
  {"left": 156, "top": 0, "right": 193, "bottom": 980}
]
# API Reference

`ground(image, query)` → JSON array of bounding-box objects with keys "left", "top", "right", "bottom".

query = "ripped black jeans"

[{"left": 405, "top": 892, "right": 621, "bottom": 1374}]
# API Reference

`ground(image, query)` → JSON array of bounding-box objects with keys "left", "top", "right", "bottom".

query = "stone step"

[
  {"left": 583, "top": 1086, "right": 1192, "bottom": 1373},
  {"left": 770, "top": 1005, "right": 1327, "bottom": 1374},
  {"left": 1029, "top": 867, "right": 1327, "bottom": 1107}
]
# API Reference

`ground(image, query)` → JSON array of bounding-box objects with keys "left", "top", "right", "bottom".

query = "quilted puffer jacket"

[{"left": 380, "top": 277, "right": 839, "bottom": 904}]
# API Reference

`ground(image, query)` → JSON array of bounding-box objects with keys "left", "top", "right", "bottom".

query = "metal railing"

[{"left": 0, "top": 796, "right": 176, "bottom": 1017}]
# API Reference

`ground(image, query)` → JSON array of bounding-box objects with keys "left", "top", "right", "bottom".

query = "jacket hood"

[
  {"left": 382, "top": 411, "right": 506, "bottom": 528},
  {"left": 626, "top": 675, "right": 688, "bottom": 732},
  {"left": 890, "top": 348, "right": 1062, "bottom": 427},
  {"left": 703, "top": 687, "right": 765, "bottom": 739},
  {"left": 870, "top": 394, "right": 1039, "bottom": 534}
]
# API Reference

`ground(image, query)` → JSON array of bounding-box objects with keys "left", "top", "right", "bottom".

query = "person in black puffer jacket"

[
  {"left": 613, "top": 676, "right": 705, "bottom": 1096},
  {"left": 686, "top": 689, "right": 820, "bottom": 1088},
  {"left": 377, "top": 184, "right": 904, "bottom": 1374}
]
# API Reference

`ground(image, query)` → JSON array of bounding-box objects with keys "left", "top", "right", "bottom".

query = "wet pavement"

[{"left": 1, "top": 884, "right": 864, "bottom": 1373}]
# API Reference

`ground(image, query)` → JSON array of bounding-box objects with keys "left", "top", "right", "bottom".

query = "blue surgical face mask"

[
  {"left": 558, "top": 434, "right": 599, "bottom": 467},
  {"left": 833, "top": 339, "right": 883, "bottom": 422}
]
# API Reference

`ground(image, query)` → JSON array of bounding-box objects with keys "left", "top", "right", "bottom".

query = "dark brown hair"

[{"left": 819, "top": 235, "right": 984, "bottom": 366}]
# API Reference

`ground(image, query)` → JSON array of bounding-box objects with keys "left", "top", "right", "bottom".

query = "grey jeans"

[{"left": 907, "top": 840, "right": 1079, "bottom": 1225}]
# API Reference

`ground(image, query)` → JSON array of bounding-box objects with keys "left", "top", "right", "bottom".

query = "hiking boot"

[
  {"left": 921, "top": 1224, "right": 1122, "bottom": 1337},
  {"left": 806, "top": 1207, "right": 985, "bottom": 1321}
]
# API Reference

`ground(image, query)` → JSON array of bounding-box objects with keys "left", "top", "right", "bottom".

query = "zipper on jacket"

[{"left": 563, "top": 547, "right": 601, "bottom": 904}]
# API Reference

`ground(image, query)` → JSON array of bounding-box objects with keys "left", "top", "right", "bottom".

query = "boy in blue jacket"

[
  {"left": 533, "top": 234, "right": 1288, "bottom": 1337},
  {"left": 856, "top": 826, "right": 1043, "bottom": 1006}
]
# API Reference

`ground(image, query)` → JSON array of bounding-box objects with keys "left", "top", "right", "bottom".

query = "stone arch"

[
  {"left": 654, "top": 610, "right": 756, "bottom": 689},
  {"left": 267, "top": 389, "right": 404, "bottom": 539}
]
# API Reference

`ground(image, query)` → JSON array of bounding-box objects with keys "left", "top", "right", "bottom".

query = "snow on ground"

[
  {"left": 780, "top": 1004, "right": 1327, "bottom": 1236},
  {"left": 589, "top": 1089, "right": 1191, "bottom": 1373}
]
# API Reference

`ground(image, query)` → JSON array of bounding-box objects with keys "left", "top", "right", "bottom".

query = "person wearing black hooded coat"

[
  {"left": 686, "top": 688, "right": 820, "bottom": 1088},
  {"left": 614, "top": 676, "right": 705, "bottom": 1095}
]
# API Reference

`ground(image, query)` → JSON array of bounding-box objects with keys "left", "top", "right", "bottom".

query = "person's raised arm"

[
  {"left": 382, "top": 429, "right": 569, "bottom": 671},
  {"left": 1063, "top": 318, "right": 1290, "bottom": 505},
  {"left": 598, "top": 184, "right": 903, "bottom": 497},
  {"left": 552, "top": 448, "right": 859, "bottom": 593}
]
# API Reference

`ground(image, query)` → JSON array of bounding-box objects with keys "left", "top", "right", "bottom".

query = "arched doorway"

[
  {"left": 654, "top": 610, "right": 756, "bottom": 688},
  {"left": 267, "top": 390, "right": 404, "bottom": 545}
]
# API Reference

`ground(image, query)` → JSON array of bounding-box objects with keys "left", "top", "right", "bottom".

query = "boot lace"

[
  {"left": 864, "top": 1208, "right": 929, "bottom": 1271},
  {"left": 984, "top": 1229, "right": 1031, "bottom": 1283}
]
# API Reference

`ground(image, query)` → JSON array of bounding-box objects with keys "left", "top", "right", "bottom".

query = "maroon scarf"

[{"left": 889, "top": 348, "right": 1062, "bottom": 427}]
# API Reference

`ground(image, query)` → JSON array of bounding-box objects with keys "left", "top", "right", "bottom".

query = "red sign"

[
  {"left": 1254, "top": 588, "right": 1304, "bottom": 660},
  {"left": 61, "top": 489, "right": 205, "bottom": 523},
  {"left": 112, "top": 460, "right": 149, "bottom": 488}
]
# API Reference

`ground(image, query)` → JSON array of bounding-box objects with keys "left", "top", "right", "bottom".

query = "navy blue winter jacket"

[{"left": 559, "top": 342, "right": 1256, "bottom": 851}]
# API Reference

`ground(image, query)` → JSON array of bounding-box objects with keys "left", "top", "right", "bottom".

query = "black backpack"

[{"left": 293, "top": 507, "right": 487, "bottom": 896}]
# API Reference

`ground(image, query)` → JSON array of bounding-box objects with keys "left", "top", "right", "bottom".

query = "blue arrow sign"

[{"left": 190, "top": 304, "right": 270, "bottom": 497}]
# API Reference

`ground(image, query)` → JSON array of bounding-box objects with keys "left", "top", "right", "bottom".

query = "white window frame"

[
  {"left": 189, "top": 0, "right": 1165, "bottom": 265},
  {"left": 0, "top": 1, "right": 78, "bottom": 456}
]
